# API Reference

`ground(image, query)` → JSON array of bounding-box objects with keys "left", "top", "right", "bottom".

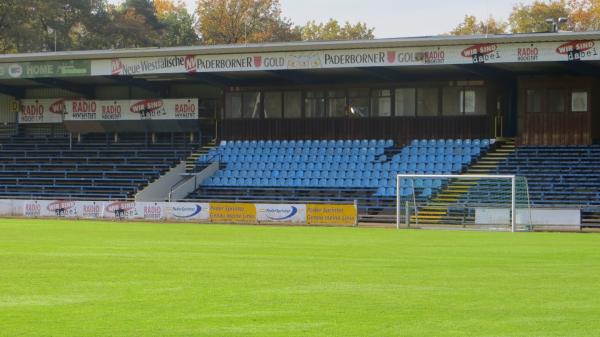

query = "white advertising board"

[
  {"left": 475, "top": 208, "right": 581, "bottom": 227},
  {"left": 164, "top": 202, "right": 210, "bottom": 221},
  {"left": 89, "top": 40, "right": 600, "bottom": 76},
  {"left": 18, "top": 99, "right": 65, "bottom": 124},
  {"left": 255, "top": 204, "right": 306, "bottom": 224}
]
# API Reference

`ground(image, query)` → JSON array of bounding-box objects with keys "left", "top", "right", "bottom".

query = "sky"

[{"left": 112, "top": 0, "right": 527, "bottom": 38}]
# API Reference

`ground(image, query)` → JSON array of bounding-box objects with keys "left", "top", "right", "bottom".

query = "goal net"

[{"left": 396, "top": 174, "right": 532, "bottom": 232}]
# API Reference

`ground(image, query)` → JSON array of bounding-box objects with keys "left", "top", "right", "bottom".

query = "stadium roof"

[{"left": 1, "top": 31, "right": 600, "bottom": 62}]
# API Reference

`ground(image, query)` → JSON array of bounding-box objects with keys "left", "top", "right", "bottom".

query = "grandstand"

[
  {"left": 186, "top": 138, "right": 490, "bottom": 222},
  {"left": 0, "top": 130, "right": 199, "bottom": 200},
  {"left": 1, "top": 31, "right": 600, "bottom": 228}
]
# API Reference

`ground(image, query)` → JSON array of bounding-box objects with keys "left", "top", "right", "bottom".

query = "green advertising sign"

[{"left": 0, "top": 60, "right": 90, "bottom": 79}]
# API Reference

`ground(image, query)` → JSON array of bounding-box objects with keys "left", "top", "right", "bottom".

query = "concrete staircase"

[
  {"left": 408, "top": 138, "right": 516, "bottom": 226},
  {"left": 185, "top": 139, "right": 216, "bottom": 172}
]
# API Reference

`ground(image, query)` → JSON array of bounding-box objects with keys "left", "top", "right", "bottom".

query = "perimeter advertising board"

[
  {"left": 255, "top": 204, "right": 306, "bottom": 224},
  {"left": 64, "top": 98, "right": 198, "bottom": 121},
  {"left": 89, "top": 40, "right": 600, "bottom": 77},
  {"left": 8, "top": 199, "right": 356, "bottom": 226},
  {"left": 209, "top": 202, "right": 256, "bottom": 224},
  {"left": 164, "top": 202, "right": 210, "bottom": 221},
  {"left": 306, "top": 204, "right": 357, "bottom": 226}
]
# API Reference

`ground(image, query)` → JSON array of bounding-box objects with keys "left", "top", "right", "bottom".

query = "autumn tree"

[
  {"left": 196, "top": 0, "right": 299, "bottom": 44},
  {"left": 569, "top": 0, "right": 600, "bottom": 30},
  {"left": 509, "top": 0, "right": 571, "bottom": 33},
  {"left": 154, "top": 0, "right": 199, "bottom": 46},
  {"left": 300, "top": 19, "right": 375, "bottom": 41},
  {"left": 449, "top": 15, "right": 508, "bottom": 35}
]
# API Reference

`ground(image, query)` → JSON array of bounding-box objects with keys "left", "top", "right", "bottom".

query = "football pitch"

[{"left": 1, "top": 219, "right": 599, "bottom": 337}]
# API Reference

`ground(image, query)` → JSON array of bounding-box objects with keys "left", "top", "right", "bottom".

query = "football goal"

[{"left": 396, "top": 174, "right": 532, "bottom": 232}]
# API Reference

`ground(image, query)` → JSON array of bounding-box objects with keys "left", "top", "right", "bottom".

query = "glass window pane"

[
  {"left": 225, "top": 92, "right": 242, "bottom": 119},
  {"left": 349, "top": 88, "right": 369, "bottom": 97},
  {"left": 469, "top": 87, "right": 487, "bottom": 115},
  {"left": 348, "top": 88, "right": 369, "bottom": 117},
  {"left": 395, "top": 88, "right": 416, "bottom": 116},
  {"left": 328, "top": 98, "right": 346, "bottom": 117},
  {"left": 547, "top": 89, "right": 565, "bottom": 113},
  {"left": 284, "top": 91, "right": 302, "bottom": 118},
  {"left": 571, "top": 91, "right": 588, "bottom": 112},
  {"left": 348, "top": 98, "right": 369, "bottom": 117},
  {"left": 417, "top": 88, "right": 438, "bottom": 116},
  {"left": 526, "top": 89, "right": 543, "bottom": 113},
  {"left": 327, "top": 90, "right": 346, "bottom": 117},
  {"left": 442, "top": 87, "right": 461, "bottom": 116},
  {"left": 372, "top": 89, "right": 391, "bottom": 117},
  {"left": 305, "top": 90, "right": 326, "bottom": 118},
  {"left": 264, "top": 92, "right": 282, "bottom": 119},
  {"left": 243, "top": 92, "right": 261, "bottom": 119}
]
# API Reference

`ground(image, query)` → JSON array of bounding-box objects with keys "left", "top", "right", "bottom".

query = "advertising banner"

[
  {"left": 91, "top": 53, "right": 287, "bottom": 76},
  {"left": 63, "top": 98, "right": 198, "bottom": 121},
  {"left": 89, "top": 40, "right": 600, "bottom": 77},
  {"left": 7, "top": 199, "right": 355, "bottom": 226},
  {"left": 22, "top": 200, "right": 76, "bottom": 217},
  {"left": 103, "top": 200, "right": 142, "bottom": 219},
  {"left": 164, "top": 202, "right": 210, "bottom": 221},
  {"left": 0, "top": 60, "right": 91, "bottom": 80},
  {"left": 209, "top": 202, "right": 256, "bottom": 224},
  {"left": 306, "top": 204, "right": 357, "bottom": 226},
  {"left": 255, "top": 204, "right": 306, "bottom": 224},
  {"left": 75, "top": 200, "right": 105, "bottom": 219},
  {"left": 18, "top": 98, "right": 65, "bottom": 124}
]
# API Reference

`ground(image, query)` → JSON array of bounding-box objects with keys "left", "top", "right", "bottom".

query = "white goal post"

[{"left": 396, "top": 174, "right": 531, "bottom": 232}]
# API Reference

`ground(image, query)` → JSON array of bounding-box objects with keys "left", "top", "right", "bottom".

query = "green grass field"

[{"left": 1, "top": 219, "right": 599, "bottom": 337}]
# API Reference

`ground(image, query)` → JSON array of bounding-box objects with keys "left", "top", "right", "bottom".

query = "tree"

[
  {"left": 300, "top": 19, "right": 375, "bottom": 41},
  {"left": 196, "top": 0, "right": 298, "bottom": 44},
  {"left": 569, "top": 0, "right": 600, "bottom": 31},
  {"left": 509, "top": 0, "right": 571, "bottom": 33},
  {"left": 449, "top": 15, "right": 508, "bottom": 35},
  {"left": 156, "top": 2, "right": 200, "bottom": 46}
]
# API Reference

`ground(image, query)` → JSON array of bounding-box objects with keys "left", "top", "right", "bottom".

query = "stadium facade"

[
  {"left": 1, "top": 32, "right": 600, "bottom": 227},
  {"left": 1, "top": 31, "right": 599, "bottom": 144}
]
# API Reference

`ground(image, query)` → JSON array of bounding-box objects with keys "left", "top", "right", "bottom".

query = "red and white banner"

[
  {"left": 89, "top": 40, "right": 600, "bottom": 76},
  {"left": 91, "top": 53, "right": 287, "bottom": 76},
  {"left": 18, "top": 99, "right": 65, "bottom": 124},
  {"left": 64, "top": 98, "right": 198, "bottom": 121}
]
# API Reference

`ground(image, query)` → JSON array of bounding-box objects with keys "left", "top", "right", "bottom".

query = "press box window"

[
  {"left": 284, "top": 91, "right": 302, "bottom": 118},
  {"left": 395, "top": 88, "right": 416, "bottom": 116},
  {"left": 417, "top": 88, "right": 439, "bottom": 116},
  {"left": 305, "top": 90, "right": 326, "bottom": 118},
  {"left": 571, "top": 91, "right": 588, "bottom": 112},
  {"left": 225, "top": 92, "right": 242, "bottom": 119},
  {"left": 348, "top": 88, "right": 370, "bottom": 117},
  {"left": 242, "top": 92, "right": 261, "bottom": 119},
  {"left": 371, "top": 89, "right": 391, "bottom": 117},
  {"left": 264, "top": 91, "right": 282, "bottom": 119},
  {"left": 327, "top": 90, "right": 346, "bottom": 117}
]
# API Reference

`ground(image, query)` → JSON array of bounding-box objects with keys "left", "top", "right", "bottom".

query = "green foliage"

[
  {"left": 450, "top": 15, "right": 508, "bottom": 35},
  {"left": 1, "top": 219, "right": 600, "bottom": 336},
  {"left": 300, "top": 19, "right": 375, "bottom": 41},
  {"left": 509, "top": 0, "right": 571, "bottom": 33},
  {"left": 2, "top": 0, "right": 375, "bottom": 52},
  {"left": 0, "top": 0, "right": 200, "bottom": 53},
  {"left": 450, "top": 0, "right": 600, "bottom": 35}
]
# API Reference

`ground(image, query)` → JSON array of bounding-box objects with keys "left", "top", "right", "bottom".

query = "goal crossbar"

[{"left": 396, "top": 174, "right": 518, "bottom": 232}]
